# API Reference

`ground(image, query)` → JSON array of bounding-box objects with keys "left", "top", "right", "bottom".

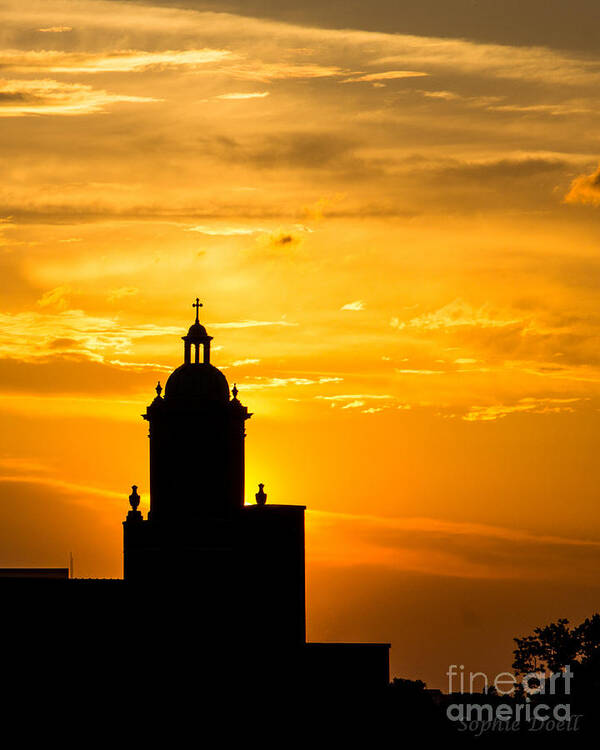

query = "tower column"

[{"left": 142, "top": 301, "right": 251, "bottom": 521}]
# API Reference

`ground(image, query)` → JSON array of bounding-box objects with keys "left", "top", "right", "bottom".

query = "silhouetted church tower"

[
  {"left": 144, "top": 298, "right": 251, "bottom": 521},
  {"left": 123, "top": 300, "right": 306, "bottom": 645}
]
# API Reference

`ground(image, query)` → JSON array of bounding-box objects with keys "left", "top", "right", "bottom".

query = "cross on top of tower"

[
  {"left": 192, "top": 297, "right": 203, "bottom": 324},
  {"left": 182, "top": 299, "right": 212, "bottom": 365}
]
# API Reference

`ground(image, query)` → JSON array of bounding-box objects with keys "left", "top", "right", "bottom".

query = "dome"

[
  {"left": 185, "top": 322, "right": 209, "bottom": 340},
  {"left": 164, "top": 363, "right": 229, "bottom": 403}
]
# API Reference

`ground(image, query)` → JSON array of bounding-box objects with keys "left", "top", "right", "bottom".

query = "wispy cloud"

[
  {"left": 395, "top": 369, "right": 445, "bottom": 375},
  {"left": 242, "top": 376, "right": 343, "bottom": 390},
  {"left": 0, "top": 48, "right": 233, "bottom": 73},
  {"left": 0, "top": 78, "right": 159, "bottom": 117},
  {"left": 216, "top": 91, "right": 269, "bottom": 100},
  {"left": 564, "top": 163, "right": 600, "bottom": 206},
  {"left": 340, "top": 300, "right": 365, "bottom": 311},
  {"left": 186, "top": 225, "right": 270, "bottom": 236},
  {"left": 316, "top": 394, "right": 393, "bottom": 411},
  {"left": 228, "top": 61, "right": 348, "bottom": 82},
  {"left": 0, "top": 473, "right": 122, "bottom": 503},
  {"left": 37, "top": 26, "right": 72, "bottom": 33},
  {"left": 316, "top": 394, "right": 392, "bottom": 401},
  {"left": 341, "top": 400, "right": 365, "bottom": 409},
  {"left": 37, "top": 286, "right": 71, "bottom": 311},
  {"left": 421, "top": 89, "right": 462, "bottom": 101},
  {"left": 489, "top": 102, "right": 591, "bottom": 116},
  {"left": 186, "top": 222, "right": 312, "bottom": 237},
  {"left": 0, "top": 309, "right": 181, "bottom": 363},
  {"left": 463, "top": 397, "right": 580, "bottom": 422},
  {"left": 369, "top": 37, "right": 600, "bottom": 85},
  {"left": 107, "top": 359, "right": 171, "bottom": 372},
  {"left": 0, "top": 456, "right": 50, "bottom": 473},
  {"left": 307, "top": 509, "right": 600, "bottom": 581},
  {"left": 107, "top": 287, "right": 139, "bottom": 302},
  {"left": 391, "top": 299, "right": 521, "bottom": 331},
  {"left": 0, "top": 45, "right": 348, "bottom": 82},
  {"left": 342, "top": 70, "right": 428, "bottom": 83}
]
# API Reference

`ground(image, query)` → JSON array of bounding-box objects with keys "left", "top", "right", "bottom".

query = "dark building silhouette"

[{"left": 0, "top": 302, "right": 389, "bottom": 702}]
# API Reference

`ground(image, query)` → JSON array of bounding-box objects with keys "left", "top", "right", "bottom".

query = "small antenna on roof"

[{"left": 69, "top": 551, "right": 74, "bottom": 579}]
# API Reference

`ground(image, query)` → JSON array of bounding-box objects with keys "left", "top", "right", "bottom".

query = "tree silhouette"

[
  {"left": 513, "top": 613, "right": 600, "bottom": 736},
  {"left": 513, "top": 614, "right": 600, "bottom": 675},
  {"left": 513, "top": 617, "right": 580, "bottom": 674}
]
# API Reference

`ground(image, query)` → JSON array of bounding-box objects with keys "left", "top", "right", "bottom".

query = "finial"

[
  {"left": 255, "top": 483, "right": 267, "bottom": 506},
  {"left": 155, "top": 381, "right": 162, "bottom": 397},
  {"left": 129, "top": 485, "right": 140, "bottom": 511},
  {"left": 192, "top": 297, "right": 203, "bottom": 324},
  {"left": 232, "top": 383, "right": 238, "bottom": 399}
]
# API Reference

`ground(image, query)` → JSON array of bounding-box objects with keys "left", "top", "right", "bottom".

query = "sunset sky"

[{"left": 3, "top": 0, "right": 600, "bottom": 688}]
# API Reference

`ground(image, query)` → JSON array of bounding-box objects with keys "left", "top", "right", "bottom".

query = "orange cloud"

[
  {"left": 241, "top": 376, "right": 342, "bottom": 390},
  {"left": 341, "top": 300, "right": 365, "bottom": 311},
  {"left": 107, "top": 287, "right": 139, "bottom": 302},
  {"left": 37, "top": 286, "right": 71, "bottom": 311},
  {"left": 307, "top": 509, "right": 600, "bottom": 582},
  {"left": 37, "top": 26, "right": 72, "bottom": 33},
  {"left": 216, "top": 92, "right": 269, "bottom": 100},
  {"left": 564, "top": 163, "right": 600, "bottom": 206},
  {"left": 462, "top": 397, "right": 580, "bottom": 422},
  {"left": 0, "top": 78, "right": 159, "bottom": 116},
  {"left": 342, "top": 70, "right": 428, "bottom": 83},
  {"left": 391, "top": 299, "right": 522, "bottom": 331},
  {"left": 0, "top": 309, "right": 180, "bottom": 363},
  {"left": 0, "top": 48, "right": 233, "bottom": 73}
]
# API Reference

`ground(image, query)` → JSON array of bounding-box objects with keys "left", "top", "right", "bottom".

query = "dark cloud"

[
  {"left": 443, "top": 320, "right": 600, "bottom": 369},
  {"left": 111, "top": 0, "right": 600, "bottom": 53},
  {"left": 430, "top": 157, "right": 571, "bottom": 183},
  {"left": 203, "top": 131, "right": 381, "bottom": 176},
  {"left": 48, "top": 337, "right": 84, "bottom": 349},
  {"left": 0, "top": 92, "right": 30, "bottom": 103},
  {"left": 315, "top": 505, "right": 600, "bottom": 584},
  {"left": 275, "top": 234, "right": 293, "bottom": 244},
  {"left": 268, "top": 232, "right": 300, "bottom": 249},
  {"left": 0, "top": 204, "right": 292, "bottom": 225},
  {"left": 0, "top": 202, "right": 415, "bottom": 225},
  {"left": 393, "top": 156, "right": 578, "bottom": 212},
  {"left": 0, "top": 356, "right": 160, "bottom": 395}
]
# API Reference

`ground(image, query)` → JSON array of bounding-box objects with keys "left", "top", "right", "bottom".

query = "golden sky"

[{"left": 3, "top": 0, "right": 600, "bottom": 688}]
